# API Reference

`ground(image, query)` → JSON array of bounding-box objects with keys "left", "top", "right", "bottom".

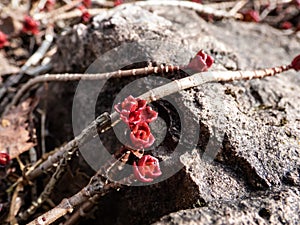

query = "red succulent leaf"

[
  {"left": 133, "top": 155, "right": 162, "bottom": 182},
  {"left": 83, "top": 0, "right": 91, "bottom": 8},
  {"left": 137, "top": 99, "right": 147, "bottom": 110},
  {"left": 130, "top": 122, "right": 155, "bottom": 149},
  {"left": 137, "top": 155, "right": 162, "bottom": 177},
  {"left": 293, "top": 0, "right": 300, "bottom": 7},
  {"left": 77, "top": 4, "right": 91, "bottom": 22},
  {"left": 114, "top": 0, "right": 123, "bottom": 6},
  {"left": 114, "top": 96, "right": 158, "bottom": 148},
  {"left": 114, "top": 96, "right": 150, "bottom": 125},
  {"left": 119, "top": 111, "right": 131, "bottom": 124},
  {"left": 0, "top": 31, "right": 8, "bottom": 48},
  {"left": 140, "top": 106, "right": 158, "bottom": 123},
  {"left": 280, "top": 21, "right": 293, "bottom": 30},
  {"left": 133, "top": 162, "right": 153, "bottom": 182},
  {"left": 0, "top": 153, "right": 10, "bottom": 167},
  {"left": 187, "top": 50, "right": 214, "bottom": 72},
  {"left": 115, "top": 96, "right": 145, "bottom": 113},
  {"left": 128, "top": 111, "right": 141, "bottom": 124},
  {"left": 22, "top": 16, "right": 39, "bottom": 35},
  {"left": 81, "top": 11, "right": 91, "bottom": 22},
  {"left": 242, "top": 10, "right": 260, "bottom": 22},
  {"left": 41, "top": 0, "right": 56, "bottom": 11},
  {"left": 291, "top": 54, "right": 300, "bottom": 71},
  {"left": 191, "top": 0, "right": 202, "bottom": 3}
]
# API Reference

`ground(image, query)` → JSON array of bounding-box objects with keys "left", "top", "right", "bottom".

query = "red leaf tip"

[
  {"left": 242, "top": 10, "right": 260, "bottom": 23},
  {"left": 291, "top": 54, "right": 300, "bottom": 71},
  {"left": 22, "top": 16, "right": 40, "bottom": 35},
  {"left": 114, "top": 0, "right": 123, "bottom": 6},
  {"left": 0, "top": 153, "right": 10, "bottom": 166},
  {"left": 0, "top": 31, "right": 8, "bottom": 48},
  {"left": 187, "top": 50, "right": 214, "bottom": 72},
  {"left": 133, "top": 155, "right": 162, "bottom": 183}
]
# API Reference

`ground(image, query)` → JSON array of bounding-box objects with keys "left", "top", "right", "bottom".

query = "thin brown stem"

[
  {"left": 25, "top": 112, "right": 111, "bottom": 181},
  {"left": 205, "top": 1, "right": 238, "bottom": 10},
  {"left": 64, "top": 148, "right": 132, "bottom": 225},
  {"left": 228, "top": 0, "right": 248, "bottom": 16},
  {"left": 128, "top": 65, "right": 293, "bottom": 117},
  {"left": 49, "top": 8, "right": 106, "bottom": 22},
  {"left": 33, "top": 0, "right": 83, "bottom": 20},
  {"left": 63, "top": 193, "right": 101, "bottom": 225},
  {"left": 8, "top": 64, "right": 180, "bottom": 109},
  {"left": 27, "top": 174, "right": 135, "bottom": 225},
  {"left": 22, "top": 62, "right": 294, "bottom": 183},
  {"left": 18, "top": 152, "right": 72, "bottom": 221},
  {"left": 0, "top": 28, "right": 54, "bottom": 104}
]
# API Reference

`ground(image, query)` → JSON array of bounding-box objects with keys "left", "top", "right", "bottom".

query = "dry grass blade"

[{"left": 8, "top": 182, "right": 23, "bottom": 224}]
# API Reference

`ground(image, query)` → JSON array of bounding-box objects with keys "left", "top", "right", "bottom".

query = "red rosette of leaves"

[
  {"left": 114, "top": 95, "right": 158, "bottom": 149},
  {"left": 186, "top": 50, "right": 214, "bottom": 72},
  {"left": 114, "top": 95, "right": 157, "bottom": 125},
  {"left": 291, "top": 54, "right": 300, "bottom": 71},
  {"left": 293, "top": 0, "right": 300, "bottom": 7},
  {"left": 242, "top": 10, "right": 260, "bottom": 22},
  {"left": 133, "top": 155, "right": 162, "bottom": 182},
  {"left": 0, "top": 31, "right": 8, "bottom": 48},
  {"left": 77, "top": 5, "right": 91, "bottom": 22},
  {"left": 114, "top": 0, "right": 123, "bottom": 6},
  {"left": 130, "top": 122, "right": 155, "bottom": 149},
  {"left": 280, "top": 21, "right": 293, "bottom": 30},
  {"left": 0, "top": 153, "right": 10, "bottom": 167},
  {"left": 82, "top": 0, "right": 91, "bottom": 8},
  {"left": 41, "top": 0, "right": 56, "bottom": 12},
  {"left": 22, "top": 16, "right": 39, "bottom": 35}
]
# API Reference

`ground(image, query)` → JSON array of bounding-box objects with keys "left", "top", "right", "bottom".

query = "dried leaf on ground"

[
  {"left": 0, "top": 99, "right": 36, "bottom": 159},
  {"left": 0, "top": 53, "right": 20, "bottom": 77}
]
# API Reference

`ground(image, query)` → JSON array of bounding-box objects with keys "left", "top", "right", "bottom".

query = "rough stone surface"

[
  {"left": 153, "top": 186, "right": 300, "bottom": 225},
  {"left": 48, "top": 4, "right": 300, "bottom": 225}
]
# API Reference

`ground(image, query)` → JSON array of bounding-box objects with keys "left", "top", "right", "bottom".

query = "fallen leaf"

[
  {"left": 0, "top": 53, "right": 20, "bottom": 77},
  {"left": 0, "top": 99, "right": 36, "bottom": 159}
]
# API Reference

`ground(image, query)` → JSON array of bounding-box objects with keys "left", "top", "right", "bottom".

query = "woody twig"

[
  {"left": 16, "top": 52, "right": 300, "bottom": 185},
  {"left": 26, "top": 171, "right": 135, "bottom": 225}
]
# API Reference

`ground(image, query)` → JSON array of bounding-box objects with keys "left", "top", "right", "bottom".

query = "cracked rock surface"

[
  {"left": 153, "top": 186, "right": 300, "bottom": 225},
  {"left": 49, "top": 4, "right": 300, "bottom": 225}
]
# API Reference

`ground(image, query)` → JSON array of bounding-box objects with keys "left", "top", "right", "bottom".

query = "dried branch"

[
  {"left": 8, "top": 182, "right": 23, "bottom": 224},
  {"left": 205, "top": 1, "right": 238, "bottom": 10},
  {"left": 137, "top": 64, "right": 293, "bottom": 105},
  {"left": 8, "top": 64, "right": 181, "bottom": 108},
  {"left": 27, "top": 171, "right": 135, "bottom": 225},
  {"left": 64, "top": 149, "right": 131, "bottom": 225},
  {"left": 20, "top": 139, "right": 129, "bottom": 222},
  {"left": 49, "top": 8, "right": 106, "bottom": 22},
  {"left": 228, "top": 0, "right": 248, "bottom": 16},
  {"left": 33, "top": 0, "right": 83, "bottom": 20},
  {"left": 125, "top": 0, "right": 243, "bottom": 19},
  {"left": 0, "top": 28, "right": 54, "bottom": 110},
  {"left": 21, "top": 28, "right": 55, "bottom": 71},
  {"left": 18, "top": 154, "right": 71, "bottom": 221},
  {"left": 63, "top": 193, "right": 101, "bottom": 225},
  {"left": 25, "top": 112, "right": 111, "bottom": 181},
  {"left": 22, "top": 57, "right": 298, "bottom": 183},
  {"left": 37, "top": 108, "right": 47, "bottom": 155}
]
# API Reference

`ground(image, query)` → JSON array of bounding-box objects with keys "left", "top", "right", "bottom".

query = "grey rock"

[
  {"left": 48, "top": 4, "right": 300, "bottom": 225},
  {"left": 153, "top": 186, "right": 300, "bottom": 225}
]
